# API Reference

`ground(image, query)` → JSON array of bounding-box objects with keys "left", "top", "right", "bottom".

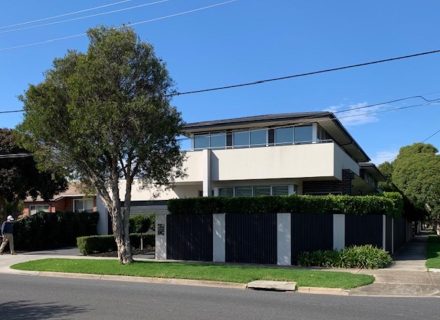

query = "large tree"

[
  {"left": 0, "top": 128, "right": 67, "bottom": 220},
  {"left": 391, "top": 143, "right": 440, "bottom": 220},
  {"left": 17, "top": 27, "right": 185, "bottom": 264}
]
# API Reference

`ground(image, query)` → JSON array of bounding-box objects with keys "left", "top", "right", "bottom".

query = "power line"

[
  {"left": 0, "top": 0, "right": 133, "bottom": 30},
  {"left": 422, "top": 128, "right": 440, "bottom": 142},
  {"left": 0, "top": 0, "right": 169, "bottom": 35},
  {"left": 172, "top": 49, "right": 440, "bottom": 96},
  {"left": 0, "top": 0, "right": 238, "bottom": 52}
]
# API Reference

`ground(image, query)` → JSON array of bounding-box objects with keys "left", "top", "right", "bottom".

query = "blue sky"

[{"left": 1, "top": 0, "right": 439, "bottom": 164}]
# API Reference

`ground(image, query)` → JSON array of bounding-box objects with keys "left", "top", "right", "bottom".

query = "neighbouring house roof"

[
  {"left": 183, "top": 112, "right": 370, "bottom": 162},
  {"left": 24, "top": 183, "right": 95, "bottom": 203},
  {"left": 359, "top": 162, "right": 386, "bottom": 181}
]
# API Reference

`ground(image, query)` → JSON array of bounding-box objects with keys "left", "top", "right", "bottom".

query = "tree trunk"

[{"left": 109, "top": 178, "right": 133, "bottom": 264}]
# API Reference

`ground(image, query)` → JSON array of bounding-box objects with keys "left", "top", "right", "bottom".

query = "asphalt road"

[{"left": 1, "top": 274, "right": 440, "bottom": 320}]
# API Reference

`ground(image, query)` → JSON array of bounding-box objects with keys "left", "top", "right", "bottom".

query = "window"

[
  {"left": 294, "top": 125, "right": 313, "bottom": 143},
  {"left": 253, "top": 186, "right": 271, "bottom": 196},
  {"left": 250, "top": 129, "right": 267, "bottom": 146},
  {"left": 30, "top": 205, "right": 50, "bottom": 215},
  {"left": 272, "top": 185, "right": 290, "bottom": 196},
  {"left": 74, "top": 198, "right": 94, "bottom": 213},
  {"left": 234, "top": 186, "right": 253, "bottom": 197},
  {"left": 194, "top": 134, "right": 209, "bottom": 150},
  {"left": 233, "top": 131, "right": 249, "bottom": 147},
  {"left": 218, "top": 187, "right": 233, "bottom": 197},
  {"left": 210, "top": 133, "right": 226, "bottom": 149},
  {"left": 274, "top": 127, "right": 293, "bottom": 145}
]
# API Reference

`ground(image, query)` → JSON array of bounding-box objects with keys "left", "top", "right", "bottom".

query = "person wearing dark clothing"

[{"left": 0, "top": 215, "right": 15, "bottom": 255}]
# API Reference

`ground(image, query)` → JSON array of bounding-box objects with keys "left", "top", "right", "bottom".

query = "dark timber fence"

[
  {"left": 166, "top": 214, "right": 213, "bottom": 261},
  {"left": 225, "top": 213, "right": 277, "bottom": 264},
  {"left": 345, "top": 214, "right": 383, "bottom": 248},
  {"left": 291, "top": 213, "right": 333, "bottom": 263}
]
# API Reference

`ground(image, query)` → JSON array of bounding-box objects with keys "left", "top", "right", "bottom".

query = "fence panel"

[
  {"left": 345, "top": 214, "right": 383, "bottom": 248},
  {"left": 225, "top": 213, "right": 277, "bottom": 264},
  {"left": 291, "top": 213, "right": 333, "bottom": 263},
  {"left": 167, "top": 214, "right": 213, "bottom": 261}
]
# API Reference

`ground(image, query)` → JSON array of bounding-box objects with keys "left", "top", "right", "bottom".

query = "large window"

[
  {"left": 294, "top": 125, "right": 313, "bottom": 143},
  {"left": 234, "top": 186, "right": 253, "bottom": 197},
  {"left": 74, "top": 198, "right": 94, "bottom": 213},
  {"left": 274, "top": 127, "right": 293, "bottom": 145},
  {"left": 210, "top": 133, "right": 226, "bottom": 149},
  {"left": 250, "top": 129, "right": 267, "bottom": 146},
  {"left": 29, "top": 205, "right": 50, "bottom": 215},
  {"left": 233, "top": 131, "right": 249, "bottom": 147},
  {"left": 194, "top": 134, "right": 209, "bottom": 150},
  {"left": 218, "top": 185, "right": 295, "bottom": 197},
  {"left": 193, "top": 133, "right": 226, "bottom": 150}
]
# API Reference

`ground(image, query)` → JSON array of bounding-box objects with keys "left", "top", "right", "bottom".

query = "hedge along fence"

[
  {"left": 14, "top": 211, "right": 98, "bottom": 251},
  {"left": 168, "top": 192, "right": 403, "bottom": 217},
  {"left": 77, "top": 234, "right": 155, "bottom": 255}
]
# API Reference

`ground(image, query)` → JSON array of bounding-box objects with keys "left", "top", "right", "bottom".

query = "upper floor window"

[
  {"left": 274, "top": 127, "right": 293, "bottom": 145},
  {"left": 294, "top": 125, "right": 313, "bottom": 143},
  {"left": 250, "top": 129, "right": 267, "bottom": 146},
  {"left": 194, "top": 134, "right": 209, "bottom": 149},
  {"left": 233, "top": 131, "right": 249, "bottom": 148},
  {"left": 194, "top": 132, "right": 226, "bottom": 150},
  {"left": 210, "top": 133, "right": 226, "bottom": 149}
]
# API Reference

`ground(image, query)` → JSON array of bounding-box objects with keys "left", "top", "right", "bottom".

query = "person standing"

[{"left": 0, "top": 215, "right": 16, "bottom": 255}]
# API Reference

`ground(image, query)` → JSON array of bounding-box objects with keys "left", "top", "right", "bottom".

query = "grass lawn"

[
  {"left": 11, "top": 258, "right": 373, "bottom": 289},
  {"left": 426, "top": 235, "right": 440, "bottom": 269}
]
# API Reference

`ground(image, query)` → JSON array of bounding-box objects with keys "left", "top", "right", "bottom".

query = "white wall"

[
  {"left": 210, "top": 143, "right": 336, "bottom": 181},
  {"left": 333, "top": 143, "right": 360, "bottom": 179}
]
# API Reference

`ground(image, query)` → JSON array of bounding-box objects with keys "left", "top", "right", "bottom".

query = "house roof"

[
  {"left": 359, "top": 162, "right": 386, "bottom": 181},
  {"left": 24, "top": 183, "right": 95, "bottom": 203},
  {"left": 183, "top": 112, "right": 370, "bottom": 162}
]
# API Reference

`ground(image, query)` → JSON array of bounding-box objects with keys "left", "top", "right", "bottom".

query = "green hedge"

[
  {"left": 14, "top": 211, "right": 98, "bottom": 251},
  {"left": 77, "top": 233, "right": 155, "bottom": 255},
  {"left": 298, "top": 245, "right": 393, "bottom": 269},
  {"left": 168, "top": 192, "right": 403, "bottom": 217}
]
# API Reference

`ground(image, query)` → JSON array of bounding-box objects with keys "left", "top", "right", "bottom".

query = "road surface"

[{"left": 0, "top": 274, "right": 439, "bottom": 320}]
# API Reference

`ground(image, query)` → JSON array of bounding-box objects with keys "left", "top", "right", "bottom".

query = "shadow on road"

[{"left": 0, "top": 300, "right": 89, "bottom": 320}]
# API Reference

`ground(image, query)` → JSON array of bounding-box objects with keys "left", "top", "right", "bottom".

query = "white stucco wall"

[{"left": 333, "top": 143, "right": 360, "bottom": 179}]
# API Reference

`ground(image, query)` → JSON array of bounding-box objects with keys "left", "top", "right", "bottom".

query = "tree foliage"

[
  {"left": 0, "top": 128, "right": 67, "bottom": 219},
  {"left": 391, "top": 143, "right": 440, "bottom": 219},
  {"left": 378, "top": 143, "right": 440, "bottom": 221},
  {"left": 17, "top": 27, "right": 184, "bottom": 264}
]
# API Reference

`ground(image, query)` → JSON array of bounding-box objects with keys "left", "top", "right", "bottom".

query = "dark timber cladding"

[
  {"left": 167, "top": 214, "right": 213, "bottom": 261},
  {"left": 345, "top": 214, "right": 383, "bottom": 248},
  {"left": 225, "top": 213, "right": 277, "bottom": 264},
  {"left": 291, "top": 213, "right": 333, "bottom": 263},
  {"left": 393, "top": 217, "right": 407, "bottom": 249}
]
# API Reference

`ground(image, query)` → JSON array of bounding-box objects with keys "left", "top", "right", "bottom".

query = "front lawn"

[
  {"left": 11, "top": 258, "right": 373, "bottom": 289},
  {"left": 426, "top": 235, "right": 440, "bottom": 269}
]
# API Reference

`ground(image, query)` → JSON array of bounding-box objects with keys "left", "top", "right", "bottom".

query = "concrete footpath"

[
  {"left": 350, "top": 233, "right": 440, "bottom": 297},
  {"left": 1, "top": 236, "right": 440, "bottom": 297}
]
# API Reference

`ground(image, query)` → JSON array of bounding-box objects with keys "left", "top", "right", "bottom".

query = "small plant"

[
  {"left": 77, "top": 234, "right": 155, "bottom": 255},
  {"left": 129, "top": 215, "right": 152, "bottom": 250},
  {"left": 298, "top": 245, "right": 392, "bottom": 269}
]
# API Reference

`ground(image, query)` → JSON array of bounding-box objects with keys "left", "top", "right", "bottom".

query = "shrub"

[
  {"left": 129, "top": 215, "right": 152, "bottom": 234},
  {"left": 168, "top": 193, "right": 403, "bottom": 217},
  {"left": 14, "top": 211, "right": 98, "bottom": 251},
  {"left": 297, "top": 245, "right": 392, "bottom": 269},
  {"left": 77, "top": 233, "right": 155, "bottom": 255},
  {"left": 340, "top": 245, "right": 393, "bottom": 269}
]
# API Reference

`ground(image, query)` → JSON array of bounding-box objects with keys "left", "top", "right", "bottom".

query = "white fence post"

[
  {"left": 155, "top": 213, "right": 167, "bottom": 260},
  {"left": 333, "top": 214, "right": 345, "bottom": 251},
  {"left": 213, "top": 213, "right": 226, "bottom": 262},
  {"left": 277, "top": 213, "right": 291, "bottom": 266}
]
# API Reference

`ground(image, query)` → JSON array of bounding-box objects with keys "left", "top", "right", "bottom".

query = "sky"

[{"left": 0, "top": 0, "right": 439, "bottom": 165}]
